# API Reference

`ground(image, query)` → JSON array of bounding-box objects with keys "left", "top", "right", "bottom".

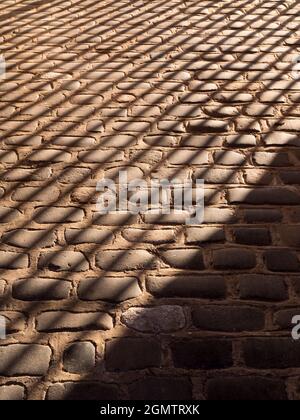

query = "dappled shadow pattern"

[{"left": 0, "top": 0, "right": 300, "bottom": 400}]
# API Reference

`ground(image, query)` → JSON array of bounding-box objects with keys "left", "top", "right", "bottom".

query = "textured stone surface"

[
  {"left": 0, "top": 280, "right": 5, "bottom": 296},
  {"left": 122, "top": 306, "right": 186, "bottom": 333},
  {"left": 243, "top": 339, "right": 300, "bottom": 369},
  {"left": 78, "top": 276, "right": 142, "bottom": 302},
  {"left": 239, "top": 275, "right": 287, "bottom": 301},
  {"left": 38, "top": 252, "right": 89, "bottom": 272},
  {"left": 0, "top": 252, "right": 29, "bottom": 269},
  {"left": 213, "top": 248, "right": 256, "bottom": 270},
  {"left": 106, "top": 338, "right": 161, "bottom": 371},
  {"left": 96, "top": 250, "right": 156, "bottom": 271},
  {"left": 192, "top": 306, "right": 265, "bottom": 332},
  {"left": 63, "top": 342, "right": 95, "bottom": 374},
  {"left": 12, "top": 278, "right": 70, "bottom": 301},
  {"left": 0, "top": 311, "right": 26, "bottom": 333},
  {"left": 2, "top": 230, "right": 56, "bottom": 248},
  {"left": 186, "top": 227, "right": 225, "bottom": 243},
  {"left": 0, "top": 385, "right": 25, "bottom": 400},
  {"left": 147, "top": 275, "right": 226, "bottom": 298},
  {"left": 160, "top": 249, "right": 205, "bottom": 270},
  {"left": 206, "top": 377, "right": 287, "bottom": 401},
  {"left": 0, "top": 345, "right": 51, "bottom": 376},
  {"left": 46, "top": 382, "right": 120, "bottom": 400},
  {"left": 128, "top": 377, "right": 192, "bottom": 400},
  {"left": 37, "top": 312, "right": 113, "bottom": 331},
  {"left": 171, "top": 340, "right": 233, "bottom": 369}
]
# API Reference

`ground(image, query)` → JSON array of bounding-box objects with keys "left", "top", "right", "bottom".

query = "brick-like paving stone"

[{"left": 0, "top": 0, "right": 300, "bottom": 400}]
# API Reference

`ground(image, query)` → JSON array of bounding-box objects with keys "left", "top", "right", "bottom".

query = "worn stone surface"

[
  {"left": 12, "top": 278, "right": 71, "bottom": 301},
  {"left": 0, "top": 385, "right": 25, "bottom": 400},
  {"left": 128, "top": 377, "right": 192, "bottom": 400},
  {"left": 46, "top": 382, "right": 120, "bottom": 400},
  {"left": 147, "top": 275, "right": 226, "bottom": 299},
  {"left": 38, "top": 252, "right": 89, "bottom": 272},
  {"left": 239, "top": 275, "right": 287, "bottom": 301},
  {"left": 37, "top": 311, "right": 113, "bottom": 332},
  {"left": 192, "top": 306, "right": 265, "bottom": 332},
  {"left": 0, "top": 345, "right": 51, "bottom": 376},
  {"left": 121, "top": 306, "right": 186, "bottom": 333},
  {"left": 78, "top": 276, "right": 141, "bottom": 302},
  {"left": 96, "top": 250, "right": 156, "bottom": 271},
  {"left": 106, "top": 338, "right": 161, "bottom": 371},
  {"left": 63, "top": 342, "right": 95, "bottom": 374},
  {"left": 206, "top": 377, "right": 287, "bottom": 401}
]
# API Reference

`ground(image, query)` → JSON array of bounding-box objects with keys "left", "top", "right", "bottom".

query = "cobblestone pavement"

[{"left": 0, "top": 0, "right": 300, "bottom": 400}]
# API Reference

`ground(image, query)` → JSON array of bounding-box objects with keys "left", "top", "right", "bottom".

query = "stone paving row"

[{"left": 0, "top": 0, "right": 300, "bottom": 400}]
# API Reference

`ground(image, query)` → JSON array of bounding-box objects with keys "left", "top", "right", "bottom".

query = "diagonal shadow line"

[
  {"left": 0, "top": 0, "right": 296, "bottom": 260},
  {"left": 1, "top": 114, "right": 298, "bottom": 390},
  {"left": 3, "top": 0, "right": 284, "bottom": 111},
  {"left": 0, "top": 0, "right": 298, "bottom": 278},
  {"left": 0, "top": 0, "right": 251, "bottom": 380},
  {"left": 0, "top": 0, "right": 57, "bottom": 22},
  {"left": 1, "top": 71, "right": 300, "bottom": 384},
  {"left": 0, "top": 0, "right": 238, "bottom": 125},
  {"left": 0, "top": 0, "right": 298, "bottom": 233},
  {"left": 0, "top": 0, "right": 232, "bottom": 142},
  {"left": 1, "top": 4, "right": 176, "bottom": 101},
  {"left": 0, "top": 0, "right": 211, "bottom": 83},
  {"left": 0, "top": 0, "right": 163, "bottom": 55},
  {"left": 1, "top": 20, "right": 298, "bottom": 233},
  {"left": 0, "top": 0, "right": 290, "bottom": 125},
  {"left": 6, "top": 128, "right": 300, "bottom": 398},
  {"left": 0, "top": 103, "right": 292, "bottom": 316},
  {"left": 0, "top": 0, "right": 296, "bottom": 358},
  {"left": 0, "top": 0, "right": 296, "bottom": 153},
  {"left": 0, "top": 0, "right": 300, "bottom": 394},
  {"left": 0, "top": 3, "right": 262, "bottom": 203},
  {"left": 0, "top": 0, "right": 128, "bottom": 28},
  {"left": 0, "top": 0, "right": 31, "bottom": 12},
  {"left": 0, "top": 0, "right": 87, "bottom": 21},
  {"left": 0, "top": 0, "right": 258, "bottom": 203},
  {"left": 3, "top": 11, "right": 292, "bottom": 156},
  {"left": 45, "top": 168, "right": 300, "bottom": 400},
  {"left": 0, "top": 0, "right": 296, "bottom": 180},
  {"left": 0, "top": 7, "right": 274, "bottom": 278}
]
